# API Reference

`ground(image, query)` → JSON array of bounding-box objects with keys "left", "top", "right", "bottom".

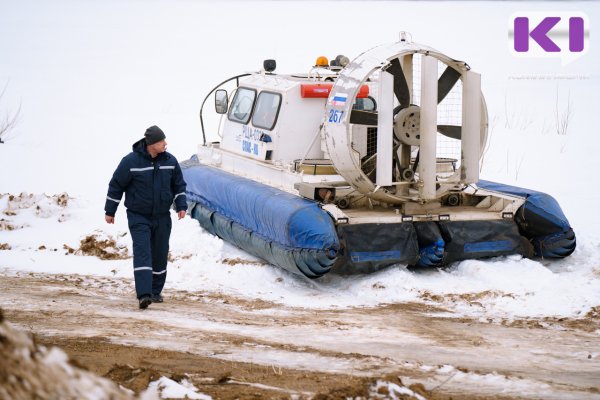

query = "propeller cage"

[{"left": 321, "top": 41, "right": 488, "bottom": 204}]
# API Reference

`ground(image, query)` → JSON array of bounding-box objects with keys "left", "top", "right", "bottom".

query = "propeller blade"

[
  {"left": 350, "top": 110, "right": 378, "bottom": 125},
  {"left": 385, "top": 58, "right": 410, "bottom": 109},
  {"left": 437, "top": 125, "right": 462, "bottom": 140},
  {"left": 437, "top": 66, "right": 461, "bottom": 104}
]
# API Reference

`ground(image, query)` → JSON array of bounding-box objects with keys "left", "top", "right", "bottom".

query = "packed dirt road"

[{"left": 1, "top": 271, "right": 599, "bottom": 399}]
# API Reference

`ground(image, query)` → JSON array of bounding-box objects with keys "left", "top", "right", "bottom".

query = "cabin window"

[
  {"left": 352, "top": 96, "right": 377, "bottom": 112},
  {"left": 228, "top": 87, "right": 256, "bottom": 124},
  {"left": 252, "top": 91, "right": 281, "bottom": 130}
]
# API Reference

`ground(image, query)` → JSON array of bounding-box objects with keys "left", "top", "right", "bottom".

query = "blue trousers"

[{"left": 127, "top": 211, "right": 172, "bottom": 299}]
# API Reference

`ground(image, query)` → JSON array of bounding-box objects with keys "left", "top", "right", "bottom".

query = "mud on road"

[{"left": 1, "top": 271, "right": 599, "bottom": 399}]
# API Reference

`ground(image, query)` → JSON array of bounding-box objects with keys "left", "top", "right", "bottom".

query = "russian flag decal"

[{"left": 331, "top": 93, "right": 348, "bottom": 106}]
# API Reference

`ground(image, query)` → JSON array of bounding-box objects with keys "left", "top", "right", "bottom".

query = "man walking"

[{"left": 105, "top": 125, "right": 187, "bottom": 309}]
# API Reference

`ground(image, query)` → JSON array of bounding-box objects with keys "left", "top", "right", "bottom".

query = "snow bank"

[{"left": 0, "top": 309, "right": 132, "bottom": 400}]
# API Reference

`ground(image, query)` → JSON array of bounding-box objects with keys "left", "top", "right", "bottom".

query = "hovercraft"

[{"left": 182, "top": 34, "right": 575, "bottom": 278}]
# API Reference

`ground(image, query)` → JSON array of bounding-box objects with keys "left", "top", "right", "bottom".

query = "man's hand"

[
  {"left": 178, "top": 210, "right": 186, "bottom": 220},
  {"left": 105, "top": 215, "right": 114, "bottom": 224}
]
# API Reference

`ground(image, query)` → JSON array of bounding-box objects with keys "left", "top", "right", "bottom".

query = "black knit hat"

[{"left": 144, "top": 125, "right": 166, "bottom": 145}]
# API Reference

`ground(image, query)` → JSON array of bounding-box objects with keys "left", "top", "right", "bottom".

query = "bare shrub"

[
  {"left": 503, "top": 91, "right": 533, "bottom": 131},
  {"left": 0, "top": 82, "right": 21, "bottom": 143},
  {"left": 555, "top": 86, "right": 573, "bottom": 136}
]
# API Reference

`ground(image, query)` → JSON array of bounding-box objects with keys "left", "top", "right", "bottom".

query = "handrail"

[{"left": 199, "top": 73, "right": 252, "bottom": 145}]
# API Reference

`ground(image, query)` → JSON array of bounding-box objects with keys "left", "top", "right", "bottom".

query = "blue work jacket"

[{"left": 105, "top": 138, "right": 187, "bottom": 217}]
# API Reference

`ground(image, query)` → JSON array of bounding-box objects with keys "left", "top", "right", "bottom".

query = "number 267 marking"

[{"left": 328, "top": 109, "right": 344, "bottom": 123}]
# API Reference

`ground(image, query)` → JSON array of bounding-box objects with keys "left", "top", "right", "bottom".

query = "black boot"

[
  {"left": 151, "top": 294, "right": 163, "bottom": 303},
  {"left": 139, "top": 295, "right": 152, "bottom": 309}
]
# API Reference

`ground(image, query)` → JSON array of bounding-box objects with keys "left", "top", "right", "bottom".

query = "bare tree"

[{"left": 0, "top": 82, "right": 21, "bottom": 143}]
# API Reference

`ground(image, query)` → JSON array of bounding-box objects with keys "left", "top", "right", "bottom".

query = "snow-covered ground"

[
  {"left": 1, "top": 190, "right": 599, "bottom": 322},
  {"left": 0, "top": 1, "right": 599, "bottom": 398},
  {"left": 0, "top": 0, "right": 599, "bottom": 320}
]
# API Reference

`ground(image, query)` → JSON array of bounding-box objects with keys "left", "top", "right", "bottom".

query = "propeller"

[
  {"left": 436, "top": 125, "right": 461, "bottom": 140},
  {"left": 349, "top": 57, "right": 464, "bottom": 140},
  {"left": 349, "top": 110, "right": 378, "bottom": 125},
  {"left": 437, "top": 66, "right": 461, "bottom": 104},
  {"left": 385, "top": 58, "right": 410, "bottom": 109}
]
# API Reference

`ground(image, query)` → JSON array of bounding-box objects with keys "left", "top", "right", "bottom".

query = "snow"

[
  {"left": 427, "top": 364, "right": 556, "bottom": 397},
  {"left": 0, "top": 318, "right": 131, "bottom": 399},
  {"left": 0, "top": 0, "right": 599, "bottom": 396},
  {"left": 141, "top": 377, "right": 211, "bottom": 400},
  {"left": 371, "top": 380, "right": 427, "bottom": 400},
  {"left": 4, "top": 195, "right": 598, "bottom": 320},
  {"left": 398, "top": 362, "right": 583, "bottom": 399}
]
